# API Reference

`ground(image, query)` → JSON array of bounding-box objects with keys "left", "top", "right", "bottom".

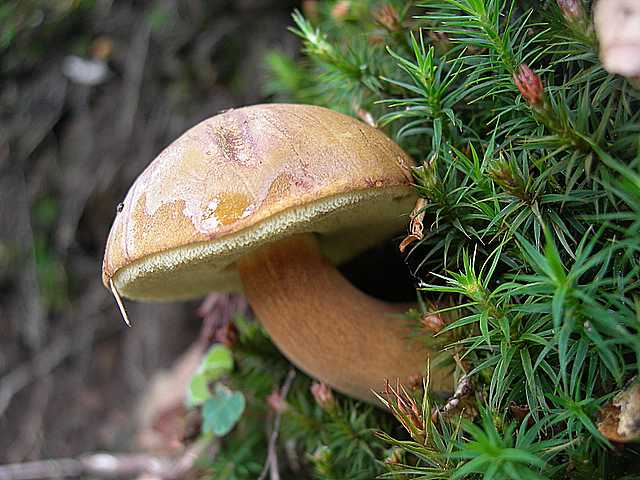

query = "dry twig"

[
  {"left": 399, "top": 198, "right": 427, "bottom": 253},
  {"left": 0, "top": 439, "right": 211, "bottom": 480},
  {"left": 257, "top": 369, "right": 296, "bottom": 480},
  {"left": 0, "top": 336, "right": 74, "bottom": 417}
]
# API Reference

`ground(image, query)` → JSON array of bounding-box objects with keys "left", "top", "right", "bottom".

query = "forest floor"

[{"left": 0, "top": 0, "right": 297, "bottom": 464}]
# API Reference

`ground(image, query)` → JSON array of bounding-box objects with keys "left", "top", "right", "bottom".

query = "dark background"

[{"left": 0, "top": 0, "right": 299, "bottom": 462}]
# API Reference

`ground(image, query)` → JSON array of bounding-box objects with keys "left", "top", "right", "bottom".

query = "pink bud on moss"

[
  {"left": 266, "top": 389, "right": 288, "bottom": 413},
  {"left": 513, "top": 64, "right": 545, "bottom": 107},
  {"left": 373, "top": 4, "right": 401, "bottom": 32},
  {"left": 311, "top": 382, "right": 336, "bottom": 411},
  {"left": 557, "top": 0, "right": 585, "bottom": 21},
  {"left": 331, "top": 0, "right": 350, "bottom": 20}
]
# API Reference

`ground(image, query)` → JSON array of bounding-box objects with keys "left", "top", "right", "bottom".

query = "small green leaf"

[
  {"left": 199, "top": 344, "right": 234, "bottom": 381},
  {"left": 187, "top": 373, "right": 210, "bottom": 407},
  {"left": 202, "top": 384, "right": 246, "bottom": 437},
  {"left": 186, "top": 345, "right": 234, "bottom": 407}
]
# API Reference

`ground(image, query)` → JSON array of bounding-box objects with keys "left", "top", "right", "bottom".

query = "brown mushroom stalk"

[{"left": 238, "top": 233, "right": 444, "bottom": 402}]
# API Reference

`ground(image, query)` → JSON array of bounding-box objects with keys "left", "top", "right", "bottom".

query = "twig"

[
  {"left": 117, "top": 19, "right": 151, "bottom": 140},
  {"left": 0, "top": 439, "right": 210, "bottom": 480},
  {"left": 0, "top": 288, "right": 112, "bottom": 417},
  {"left": 109, "top": 278, "right": 131, "bottom": 327},
  {"left": 164, "top": 439, "right": 213, "bottom": 480},
  {"left": 399, "top": 197, "right": 427, "bottom": 253},
  {"left": 257, "top": 369, "right": 296, "bottom": 480},
  {"left": 432, "top": 352, "right": 473, "bottom": 423},
  {"left": 0, "top": 171, "right": 46, "bottom": 350},
  {"left": 0, "top": 336, "right": 73, "bottom": 417},
  {"left": 7, "top": 377, "right": 53, "bottom": 462}
]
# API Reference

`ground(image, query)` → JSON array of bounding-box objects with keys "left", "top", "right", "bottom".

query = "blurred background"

[{"left": 0, "top": 0, "right": 299, "bottom": 465}]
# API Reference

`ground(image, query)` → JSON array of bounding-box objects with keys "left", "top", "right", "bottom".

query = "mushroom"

[
  {"left": 102, "top": 104, "right": 452, "bottom": 402},
  {"left": 598, "top": 381, "right": 640, "bottom": 443},
  {"left": 594, "top": 0, "right": 640, "bottom": 77}
]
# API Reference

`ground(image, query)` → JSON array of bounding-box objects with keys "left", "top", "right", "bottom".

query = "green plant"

[
  {"left": 196, "top": 315, "right": 398, "bottom": 479},
  {"left": 187, "top": 344, "right": 246, "bottom": 439},
  {"left": 255, "top": 0, "right": 640, "bottom": 477}
]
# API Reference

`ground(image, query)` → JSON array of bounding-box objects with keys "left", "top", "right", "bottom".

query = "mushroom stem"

[{"left": 237, "top": 233, "right": 451, "bottom": 403}]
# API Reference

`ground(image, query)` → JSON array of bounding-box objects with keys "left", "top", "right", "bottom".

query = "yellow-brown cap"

[{"left": 103, "top": 104, "right": 416, "bottom": 300}]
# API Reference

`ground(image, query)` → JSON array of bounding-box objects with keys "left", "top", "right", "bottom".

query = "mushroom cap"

[
  {"left": 103, "top": 104, "right": 416, "bottom": 300},
  {"left": 595, "top": 0, "right": 640, "bottom": 77}
]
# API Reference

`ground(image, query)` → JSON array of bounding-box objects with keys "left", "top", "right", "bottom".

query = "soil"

[{"left": 0, "top": 0, "right": 298, "bottom": 464}]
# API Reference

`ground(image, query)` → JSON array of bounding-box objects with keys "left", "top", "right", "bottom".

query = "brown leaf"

[
  {"left": 399, "top": 198, "right": 427, "bottom": 253},
  {"left": 598, "top": 382, "right": 640, "bottom": 443}
]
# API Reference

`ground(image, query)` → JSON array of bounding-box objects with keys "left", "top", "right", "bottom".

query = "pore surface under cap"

[{"left": 102, "top": 103, "right": 416, "bottom": 300}]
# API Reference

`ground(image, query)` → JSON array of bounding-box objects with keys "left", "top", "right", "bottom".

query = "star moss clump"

[{"left": 207, "top": 1, "right": 640, "bottom": 479}]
